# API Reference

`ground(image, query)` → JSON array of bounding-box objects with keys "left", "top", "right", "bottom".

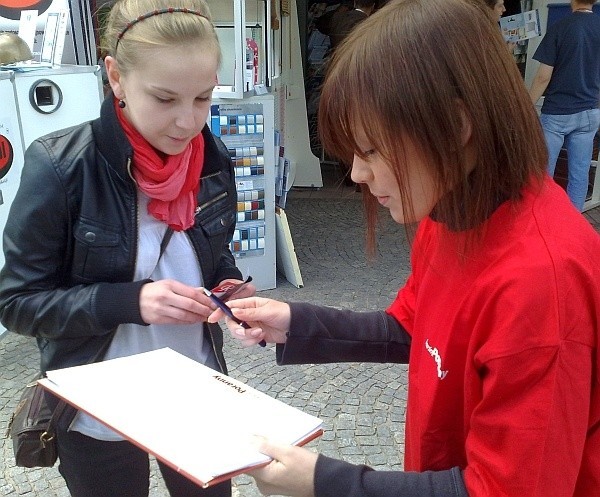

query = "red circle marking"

[{"left": 0, "top": 134, "right": 14, "bottom": 180}]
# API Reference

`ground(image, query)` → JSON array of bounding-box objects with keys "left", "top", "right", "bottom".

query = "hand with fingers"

[
  {"left": 207, "top": 297, "right": 291, "bottom": 347},
  {"left": 139, "top": 279, "right": 215, "bottom": 324},
  {"left": 247, "top": 437, "right": 318, "bottom": 497}
]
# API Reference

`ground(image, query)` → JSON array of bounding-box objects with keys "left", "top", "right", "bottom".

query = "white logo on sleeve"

[{"left": 425, "top": 339, "right": 448, "bottom": 380}]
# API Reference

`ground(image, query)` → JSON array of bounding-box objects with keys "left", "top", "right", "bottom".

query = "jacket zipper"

[
  {"left": 195, "top": 191, "right": 228, "bottom": 216},
  {"left": 185, "top": 244, "right": 226, "bottom": 374},
  {"left": 126, "top": 156, "right": 136, "bottom": 184},
  {"left": 194, "top": 189, "right": 229, "bottom": 373},
  {"left": 126, "top": 157, "right": 141, "bottom": 278}
]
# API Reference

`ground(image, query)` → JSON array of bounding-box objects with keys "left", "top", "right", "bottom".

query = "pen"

[{"left": 202, "top": 287, "right": 266, "bottom": 347}]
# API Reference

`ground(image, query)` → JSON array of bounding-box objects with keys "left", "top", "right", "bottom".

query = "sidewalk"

[{"left": 2, "top": 181, "right": 600, "bottom": 496}]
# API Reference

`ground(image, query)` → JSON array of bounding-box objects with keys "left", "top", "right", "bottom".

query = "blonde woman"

[{"left": 0, "top": 0, "right": 254, "bottom": 495}]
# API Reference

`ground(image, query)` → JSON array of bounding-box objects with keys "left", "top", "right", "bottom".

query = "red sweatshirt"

[{"left": 387, "top": 176, "right": 600, "bottom": 496}]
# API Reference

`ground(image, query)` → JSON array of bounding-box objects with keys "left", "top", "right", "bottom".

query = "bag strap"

[
  {"left": 159, "top": 227, "right": 174, "bottom": 260},
  {"left": 43, "top": 397, "right": 71, "bottom": 441}
]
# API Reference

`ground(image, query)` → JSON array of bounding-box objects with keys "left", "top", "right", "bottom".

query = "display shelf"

[
  {"left": 210, "top": 95, "right": 276, "bottom": 290},
  {"left": 0, "top": 71, "right": 25, "bottom": 335}
]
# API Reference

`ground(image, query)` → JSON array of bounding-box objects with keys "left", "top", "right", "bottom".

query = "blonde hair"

[
  {"left": 101, "top": 0, "right": 220, "bottom": 75},
  {"left": 319, "top": 0, "right": 547, "bottom": 253}
]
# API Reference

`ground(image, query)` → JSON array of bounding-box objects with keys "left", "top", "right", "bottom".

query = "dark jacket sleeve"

[
  {"left": 0, "top": 138, "right": 147, "bottom": 341},
  {"left": 276, "top": 302, "right": 411, "bottom": 365},
  {"left": 275, "top": 303, "right": 469, "bottom": 497},
  {"left": 315, "top": 455, "right": 469, "bottom": 497}
]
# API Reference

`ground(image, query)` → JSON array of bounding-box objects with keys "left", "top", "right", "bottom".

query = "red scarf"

[{"left": 115, "top": 99, "right": 204, "bottom": 231}]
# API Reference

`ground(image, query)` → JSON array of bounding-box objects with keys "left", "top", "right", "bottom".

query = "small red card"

[{"left": 210, "top": 276, "right": 253, "bottom": 301}]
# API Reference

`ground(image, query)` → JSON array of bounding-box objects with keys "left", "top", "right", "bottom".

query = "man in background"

[
  {"left": 314, "top": 1, "right": 354, "bottom": 41},
  {"left": 329, "top": 0, "right": 376, "bottom": 51},
  {"left": 529, "top": 0, "right": 600, "bottom": 211}
]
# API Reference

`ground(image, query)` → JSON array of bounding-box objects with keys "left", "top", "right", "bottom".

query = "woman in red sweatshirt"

[{"left": 210, "top": 0, "right": 600, "bottom": 496}]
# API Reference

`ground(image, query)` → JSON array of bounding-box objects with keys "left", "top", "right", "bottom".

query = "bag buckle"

[{"left": 40, "top": 431, "right": 55, "bottom": 447}]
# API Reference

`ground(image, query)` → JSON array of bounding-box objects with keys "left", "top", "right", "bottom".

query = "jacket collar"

[{"left": 92, "top": 92, "right": 134, "bottom": 181}]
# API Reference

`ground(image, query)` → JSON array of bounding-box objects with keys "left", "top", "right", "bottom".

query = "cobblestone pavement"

[{"left": 2, "top": 182, "right": 600, "bottom": 496}]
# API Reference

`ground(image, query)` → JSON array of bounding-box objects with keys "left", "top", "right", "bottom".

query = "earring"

[{"left": 118, "top": 99, "right": 126, "bottom": 109}]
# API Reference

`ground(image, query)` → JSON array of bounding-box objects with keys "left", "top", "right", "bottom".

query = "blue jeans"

[{"left": 540, "top": 109, "right": 600, "bottom": 211}]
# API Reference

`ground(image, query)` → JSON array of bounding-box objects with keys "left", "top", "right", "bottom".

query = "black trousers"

[{"left": 56, "top": 425, "right": 231, "bottom": 497}]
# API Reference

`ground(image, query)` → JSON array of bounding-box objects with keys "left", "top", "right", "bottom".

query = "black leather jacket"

[{"left": 0, "top": 95, "right": 242, "bottom": 374}]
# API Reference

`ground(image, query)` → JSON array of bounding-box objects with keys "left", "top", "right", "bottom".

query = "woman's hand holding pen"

[
  {"left": 139, "top": 279, "right": 217, "bottom": 324},
  {"left": 208, "top": 297, "right": 291, "bottom": 347},
  {"left": 140, "top": 278, "right": 255, "bottom": 325}
]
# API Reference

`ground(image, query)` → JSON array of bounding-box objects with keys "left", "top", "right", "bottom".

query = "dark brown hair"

[{"left": 319, "top": 0, "right": 547, "bottom": 254}]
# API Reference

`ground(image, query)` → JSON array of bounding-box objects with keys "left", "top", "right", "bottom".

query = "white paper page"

[{"left": 39, "top": 348, "right": 322, "bottom": 486}]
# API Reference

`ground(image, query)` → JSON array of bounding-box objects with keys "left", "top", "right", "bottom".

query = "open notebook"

[{"left": 38, "top": 347, "right": 323, "bottom": 488}]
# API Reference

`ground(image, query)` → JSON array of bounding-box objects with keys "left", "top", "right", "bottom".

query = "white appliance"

[{"left": 12, "top": 64, "right": 103, "bottom": 149}]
